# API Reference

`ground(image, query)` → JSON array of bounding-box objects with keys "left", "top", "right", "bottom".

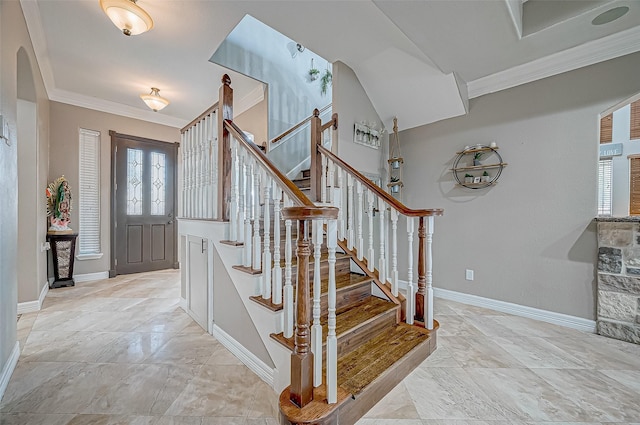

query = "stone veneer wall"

[{"left": 596, "top": 218, "right": 640, "bottom": 344}]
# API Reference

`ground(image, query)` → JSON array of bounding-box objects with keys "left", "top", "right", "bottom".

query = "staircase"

[{"left": 182, "top": 75, "right": 443, "bottom": 425}]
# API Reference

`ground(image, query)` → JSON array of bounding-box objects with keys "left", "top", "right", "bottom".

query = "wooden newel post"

[
  {"left": 217, "top": 74, "right": 233, "bottom": 221},
  {"left": 291, "top": 219, "right": 313, "bottom": 408},
  {"left": 310, "top": 108, "right": 322, "bottom": 202},
  {"left": 415, "top": 216, "right": 426, "bottom": 324},
  {"left": 281, "top": 206, "right": 338, "bottom": 409}
]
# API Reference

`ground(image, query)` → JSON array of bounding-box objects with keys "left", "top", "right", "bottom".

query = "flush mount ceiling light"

[
  {"left": 592, "top": 6, "right": 630, "bottom": 25},
  {"left": 140, "top": 88, "right": 169, "bottom": 112},
  {"left": 100, "top": 0, "right": 154, "bottom": 36}
]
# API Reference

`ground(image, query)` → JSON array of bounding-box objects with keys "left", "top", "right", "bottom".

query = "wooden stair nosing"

[{"left": 337, "top": 326, "right": 436, "bottom": 425}]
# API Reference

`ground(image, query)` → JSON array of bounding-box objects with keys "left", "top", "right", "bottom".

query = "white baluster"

[
  {"left": 181, "top": 131, "right": 187, "bottom": 218},
  {"left": 378, "top": 199, "right": 386, "bottom": 283},
  {"left": 252, "top": 166, "right": 262, "bottom": 271},
  {"left": 356, "top": 181, "right": 364, "bottom": 260},
  {"left": 186, "top": 129, "right": 192, "bottom": 217},
  {"left": 195, "top": 122, "right": 202, "bottom": 218},
  {"left": 210, "top": 113, "right": 218, "bottom": 219},
  {"left": 311, "top": 219, "right": 323, "bottom": 387},
  {"left": 347, "top": 174, "right": 354, "bottom": 250},
  {"left": 406, "top": 217, "right": 415, "bottom": 325},
  {"left": 426, "top": 215, "right": 434, "bottom": 330},
  {"left": 272, "top": 182, "right": 282, "bottom": 305},
  {"left": 243, "top": 159, "right": 253, "bottom": 268},
  {"left": 326, "top": 219, "right": 338, "bottom": 404},
  {"left": 367, "top": 189, "right": 375, "bottom": 272},
  {"left": 238, "top": 150, "right": 246, "bottom": 244},
  {"left": 283, "top": 195, "right": 294, "bottom": 338},
  {"left": 321, "top": 154, "right": 327, "bottom": 203},
  {"left": 390, "top": 208, "right": 399, "bottom": 297},
  {"left": 262, "top": 174, "right": 272, "bottom": 299},
  {"left": 327, "top": 158, "right": 335, "bottom": 206},
  {"left": 337, "top": 168, "right": 345, "bottom": 240},
  {"left": 202, "top": 117, "right": 209, "bottom": 219},
  {"left": 229, "top": 137, "right": 238, "bottom": 242}
]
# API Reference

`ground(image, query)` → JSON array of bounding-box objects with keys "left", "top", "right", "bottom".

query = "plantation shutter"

[
  {"left": 598, "top": 159, "right": 612, "bottom": 216},
  {"left": 600, "top": 114, "right": 613, "bottom": 144},
  {"left": 631, "top": 100, "right": 640, "bottom": 140},
  {"left": 79, "top": 128, "right": 101, "bottom": 254},
  {"left": 629, "top": 156, "right": 640, "bottom": 215}
]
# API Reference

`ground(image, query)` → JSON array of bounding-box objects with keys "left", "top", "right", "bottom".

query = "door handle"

[{"left": 168, "top": 220, "right": 174, "bottom": 225}]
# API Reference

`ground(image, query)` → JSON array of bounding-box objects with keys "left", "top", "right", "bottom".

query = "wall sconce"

[
  {"left": 100, "top": 0, "right": 154, "bottom": 36},
  {"left": 140, "top": 87, "right": 169, "bottom": 112}
]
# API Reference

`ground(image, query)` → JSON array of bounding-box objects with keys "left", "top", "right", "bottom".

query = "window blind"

[
  {"left": 600, "top": 114, "right": 613, "bottom": 144},
  {"left": 79, "top": 128, "right": 101, "bottom": 254},
  {"left": 630, "top": 157, "right": 640, "bottom": 216},
  {"left": 631, "top": 100, "right": 640, "bottom": 140},
  {"left": 597, "top": 159, "right": 612, "bottom": 216}
]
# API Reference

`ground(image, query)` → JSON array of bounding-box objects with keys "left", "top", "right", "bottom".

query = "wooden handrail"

[
  {"left": 224, "top": 119, "right": 316, "bottom": 208},
  {"left": 181, "top": 101, "right": 219, "bottom": 134},
  {"left": 317, "top": 145, "right": 444, "bottom": 218},
  {"left": 270, "top": 103, "right": 332, "bottom": 145}
]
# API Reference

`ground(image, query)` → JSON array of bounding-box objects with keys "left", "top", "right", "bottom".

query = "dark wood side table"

[{"left": 47, "top": 233, "right": 78, "bottom": 288}]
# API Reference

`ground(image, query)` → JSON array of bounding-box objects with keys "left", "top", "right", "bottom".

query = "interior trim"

[
  {"left": 0, "top": 342, "right": 21, "bottom": 402},
  {"left": 211, "top": 324, "right": 275, "bottom": 388},
  {"left": 468, "top": 25, "right": 640, "bottom": 99}
]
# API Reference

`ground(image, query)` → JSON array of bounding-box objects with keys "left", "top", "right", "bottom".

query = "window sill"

[{"left": 76, "top": 253, "right": 104, "bottom": 260}]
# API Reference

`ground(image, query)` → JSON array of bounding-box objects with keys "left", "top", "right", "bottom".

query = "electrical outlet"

[{"left": 465, "top": 269, "right": 474, "bottom": 281}]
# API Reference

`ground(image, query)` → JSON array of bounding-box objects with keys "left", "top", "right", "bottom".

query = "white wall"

[
  {"left": 1, "top": 0, "right": 50, "bottom": 395},
  {"left": 333, "top": 61, "right": 387, "bottom": 179},
  {"left": 399, "top": 52, "right": 640, "bottom": 320}
]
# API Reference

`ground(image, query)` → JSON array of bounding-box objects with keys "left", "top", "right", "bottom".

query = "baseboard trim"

[
  {"left": 434, "top": 287, "right": 596, "bottom": 333},
  {"left": 73, "top": 271, "right": 109, "bottom": 283},
  {"left": 211, "top": 324, "right": 275, "bottom": 388},
  {"left": 398, "top": 280, "right": 596, "bottom": 333},
  {"left": 17, "top": 282, "right": 49, "bottom": 314},
  {"left": 0, "top": 342, "right": 20, "bottom": 402}
]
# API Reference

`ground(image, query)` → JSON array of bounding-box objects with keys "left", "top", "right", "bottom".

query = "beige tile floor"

[{"left": 1, "top": 270, "right": 640, "bottom": 424}]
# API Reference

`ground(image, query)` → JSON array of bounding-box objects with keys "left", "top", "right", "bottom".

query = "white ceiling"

[{"left": 21, "top": 0, "right": 640, "bottom": 131}]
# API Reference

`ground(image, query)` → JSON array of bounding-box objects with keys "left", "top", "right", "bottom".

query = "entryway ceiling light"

[
  {"left": 100, "top": 0, "right": 154, "bottom": 36},
  {"left": 140, "top": 88, "right": 169, "bottom": 112}
]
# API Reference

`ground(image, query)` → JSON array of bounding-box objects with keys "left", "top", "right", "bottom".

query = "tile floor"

[{"left": 2, "top": 270, "right": 640, "bottom": 424}]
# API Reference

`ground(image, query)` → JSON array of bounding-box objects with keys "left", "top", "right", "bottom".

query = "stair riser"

[
  {"left": 321, "top": 282, "right": 371, "bottom": 315},
  {"left": 288, "top": 256, "right": 351, "bottom": 283},
  {"left": 330, "top": 308, "right": 397, "bottom": 359}
]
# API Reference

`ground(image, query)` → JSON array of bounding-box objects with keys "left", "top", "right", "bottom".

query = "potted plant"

[
  {"left": 309, "top": 58, "right": 320, "bottom": 81},
  {"left": 320, "top": 68, "right": 332, "bottom": 95},
  {"left": 473, "top": 152, "right": 484, "bottom": 166},
  {"left": 464, "top": 173, "right": 474, "bottom": 184},
  {"left": 482, "top": 171, "right": 491, "bottom": 182},
  {"left": 388, "top": 176, "right": 403, "bottom": 193}
]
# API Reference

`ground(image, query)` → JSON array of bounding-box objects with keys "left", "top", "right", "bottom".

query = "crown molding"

[
  {"left": 50, "top": 88, "right": 188, "bottom": 128},
  {"left": 235, "top": 84, "right": 265, "bottom": 117},
  {"left": 467, "top": 25, "right": 640, "bottom": 99}
]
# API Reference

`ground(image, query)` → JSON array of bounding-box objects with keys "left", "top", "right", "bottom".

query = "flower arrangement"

[{"left": 46, "top": 176, "right": 73, "bottom": 233}]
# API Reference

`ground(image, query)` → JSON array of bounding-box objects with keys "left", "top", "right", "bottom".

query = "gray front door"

[{"left": 111, "top": 131, "right": 178, "bottom": 276}]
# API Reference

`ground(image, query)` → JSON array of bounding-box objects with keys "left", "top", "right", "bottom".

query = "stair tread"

[
  {"left": 271, "top": 296, "right": 396, "bottom": 349},
  {"left": 335, "top": 323, "right": 430, "bottom": 395}
]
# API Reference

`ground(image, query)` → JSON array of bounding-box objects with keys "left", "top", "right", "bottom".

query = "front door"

[{"left": 111, "top": 131, "right": 178, "bottom": 275}]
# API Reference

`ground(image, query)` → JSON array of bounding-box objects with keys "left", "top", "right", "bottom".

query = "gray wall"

[
  {"left": 1, "top": 0, "right": 50, "bottom": 385},
  {"left": 49, "top": 102, "right": 181, "bottom": 276},
  {"left": 234, "top": 97, "right": 268, "bottom": 147},
  {"left": 400, "top": 52, "right": 640, "bottom": 320},
  {"left": 333, "top": 61, "right": 387, "bottom": 178},
  {"left": 212, "top": 249, "right": 274, "bottom": 368}
]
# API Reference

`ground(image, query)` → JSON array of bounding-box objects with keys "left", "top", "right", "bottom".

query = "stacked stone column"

[{"left": 596, "top": 218, "right": 640, "bottom": 344}]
